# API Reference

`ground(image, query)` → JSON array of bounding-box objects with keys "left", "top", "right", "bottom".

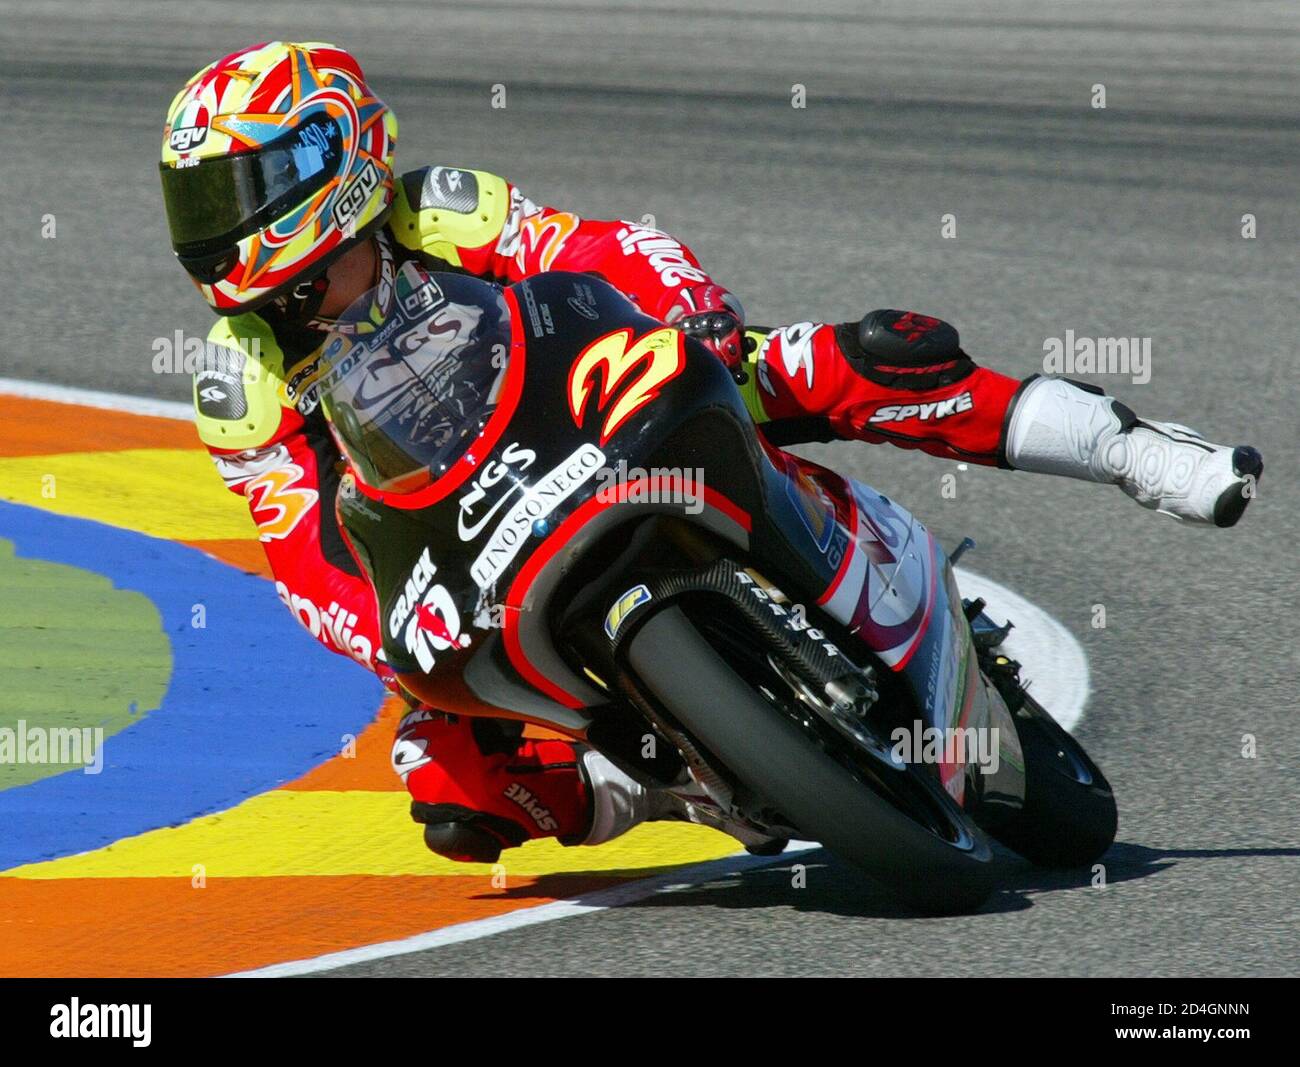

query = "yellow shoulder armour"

[
  {"left": 390, "top": 166, "right": 511, "bottom": 266},
  {"left": 736, "top": 328, "right": 775, "bottom": 425},
  {"left": 192, "top": 314, "right": 291, "bottom": 452}
]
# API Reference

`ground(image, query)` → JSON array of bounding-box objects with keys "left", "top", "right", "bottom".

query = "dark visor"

[{"left": 159, "top": 115, "right": 344, "bottom": 261}]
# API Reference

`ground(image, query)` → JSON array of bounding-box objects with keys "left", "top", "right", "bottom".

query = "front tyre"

[
  {"left": 625, "top": 605, "right": 997, "bottom": 915},
  {"left": 990, "top": 690, "right": 1118, "bottom": 867}
]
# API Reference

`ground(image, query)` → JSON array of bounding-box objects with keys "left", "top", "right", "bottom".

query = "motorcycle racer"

[{"left": 160, "top": 42, "right": 1262, "bottom": 864}]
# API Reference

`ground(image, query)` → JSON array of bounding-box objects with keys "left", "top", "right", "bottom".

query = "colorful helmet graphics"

[{"left": 159, "top": 42, "right": 398, "bottom": 315}]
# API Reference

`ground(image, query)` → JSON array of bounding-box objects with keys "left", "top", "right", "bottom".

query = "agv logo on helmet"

[
  {"left": 333, "top": 160, "right": 381, "bottom": 231},
  {"left": 168, "top": 100, "right": 209, "bottom": 152}
]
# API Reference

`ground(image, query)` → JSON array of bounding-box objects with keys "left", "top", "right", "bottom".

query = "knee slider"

[
  {"left": 843, "top": 309, "right": 973, "bottom": 390},
  {"left": 411, "top": 802, "right": 529, "bottom": 864}
]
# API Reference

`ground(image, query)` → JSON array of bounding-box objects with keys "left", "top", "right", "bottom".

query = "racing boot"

[
  {"left": 397, "top": 710, "right": 592, "bottom": 863},
  {"left": 1003, "top": 376, "right": 1263, "bottom": 527},
  {"left": 579, "top": 749, "right": 787, "bottom": 854},
  {"left": 397, "top": 711, "right": 783, "bottom": 862}
]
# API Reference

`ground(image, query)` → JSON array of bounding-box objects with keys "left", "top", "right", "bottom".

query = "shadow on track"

[{"left": 478, "top": 841, "right": 1300, "bottom": 920}]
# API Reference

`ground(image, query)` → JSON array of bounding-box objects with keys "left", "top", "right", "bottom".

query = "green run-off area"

[{"left": 0, "top": 538, "right": 171, "bottom": 788}]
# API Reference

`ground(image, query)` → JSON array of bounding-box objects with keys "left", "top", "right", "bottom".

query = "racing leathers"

[{"left": 192, "top": 165, "right": 1259, "bottom": 864}]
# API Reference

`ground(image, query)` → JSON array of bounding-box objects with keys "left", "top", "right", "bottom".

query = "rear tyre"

[{"left": 625, "top": 606, "right": 997, "bottom": 915}]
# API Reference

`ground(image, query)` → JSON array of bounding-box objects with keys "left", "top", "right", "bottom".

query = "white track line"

[
  {"left": 0, "top": 378, "right": 1091, "bottom": 973},
  {"left": 229, "top": 843, "right": 822, "bottom": 977},
  {"left": 0, "top": 376, "right": 193, "bottom": 421},
  {"left": 953, "top": 567, "right": 1091, "bottom": 732}
]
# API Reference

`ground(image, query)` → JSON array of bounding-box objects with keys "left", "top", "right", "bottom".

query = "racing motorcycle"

[{"left": 318, "top": 262, "right": 1117, "bottom": 914}]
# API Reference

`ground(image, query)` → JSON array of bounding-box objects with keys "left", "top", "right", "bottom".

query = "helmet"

[{"left": 159, "top": 42, "right": 398, "bottom": 315}]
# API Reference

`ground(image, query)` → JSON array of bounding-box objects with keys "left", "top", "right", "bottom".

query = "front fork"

[{"left": 960, "top": 588, "right": 1031, "bottom": 830}]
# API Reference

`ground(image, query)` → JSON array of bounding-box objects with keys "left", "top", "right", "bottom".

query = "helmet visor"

[{"left": 159, "top": 115, "right": 344, "bottom": 261}]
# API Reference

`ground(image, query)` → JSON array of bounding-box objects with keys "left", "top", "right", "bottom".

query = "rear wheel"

[{"left": 625, "top": 605, "right": 997, "bottom": 915}]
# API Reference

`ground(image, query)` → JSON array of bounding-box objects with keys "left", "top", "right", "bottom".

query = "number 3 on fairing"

[{"left": 567, "top": 327, "right": 685, "bottom": 446}]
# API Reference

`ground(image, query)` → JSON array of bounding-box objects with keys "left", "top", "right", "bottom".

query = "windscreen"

[{"left": 318, "top": 261, "right": 512, "bottom": 494}]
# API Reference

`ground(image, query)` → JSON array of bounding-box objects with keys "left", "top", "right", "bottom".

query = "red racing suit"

[{"left": 192, "top": 165, "right": 1023, "bottom": 856}]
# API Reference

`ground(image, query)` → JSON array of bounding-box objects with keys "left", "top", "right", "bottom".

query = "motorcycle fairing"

[{"left": 336, "top": 271, "right": 766, "bottom": 724}]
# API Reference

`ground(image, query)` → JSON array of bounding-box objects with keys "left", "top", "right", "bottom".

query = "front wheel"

[
  {"left": 624, "top": 605, "right": 997, "bottom": 914},
  {"left": 988, "top": 689, "right": 1118, "bottom": 868}
]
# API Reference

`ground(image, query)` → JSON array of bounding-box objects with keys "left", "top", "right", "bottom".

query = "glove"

[{"left": 664, "top": 283, "right": 747, "bottom": 367}]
